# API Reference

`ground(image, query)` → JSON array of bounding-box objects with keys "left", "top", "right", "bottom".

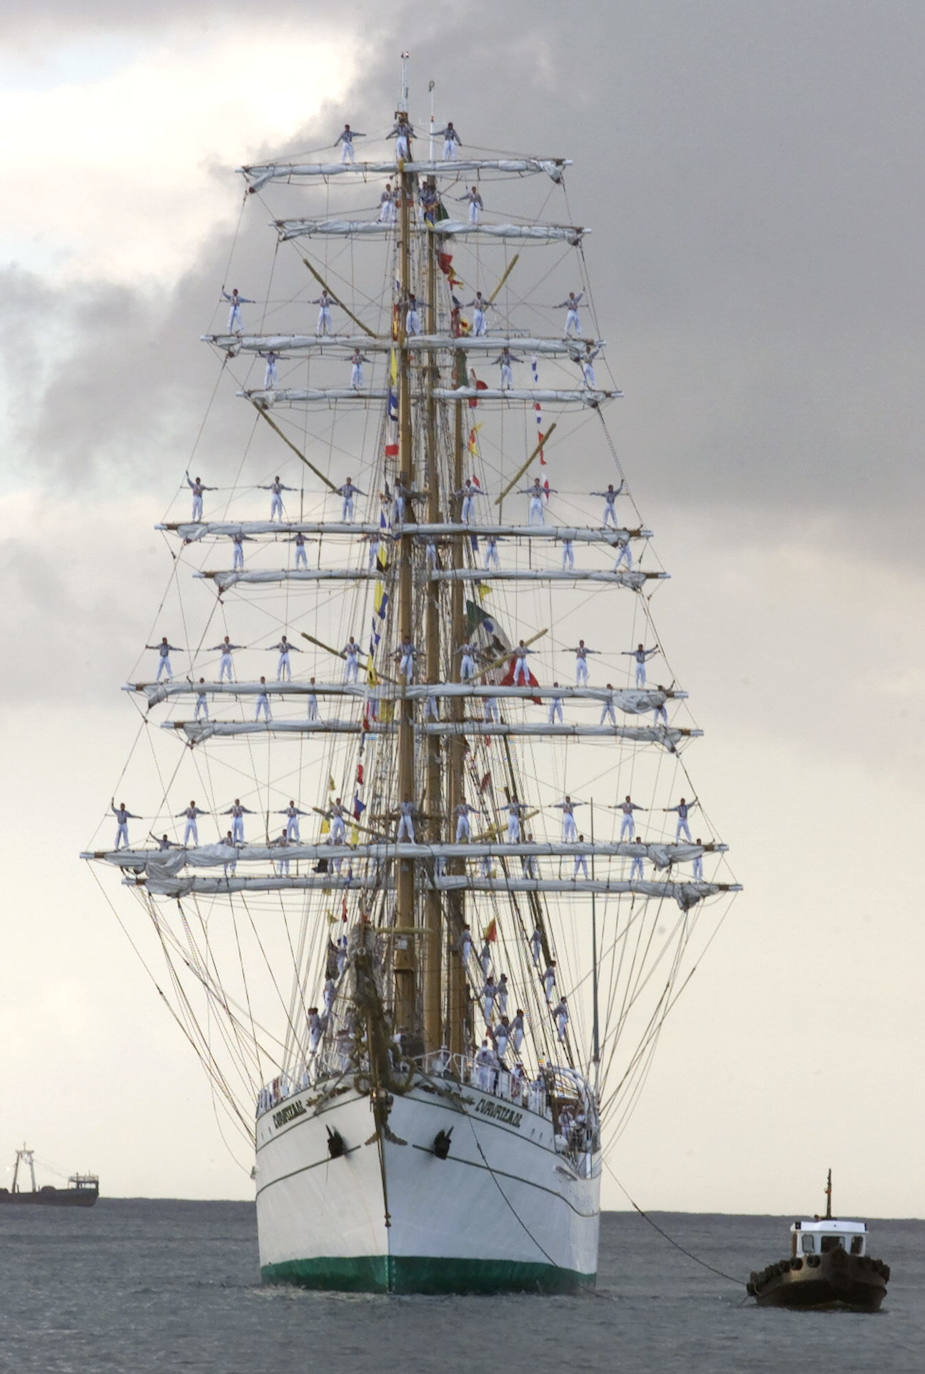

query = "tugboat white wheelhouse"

[{"left": 83, "top": 63, "right": 740, "bottom": 1293}]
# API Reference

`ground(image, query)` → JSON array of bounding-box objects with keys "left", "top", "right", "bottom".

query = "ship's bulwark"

[{"left": 256, "top": 1081, "right": 599, "bottom": 1294}]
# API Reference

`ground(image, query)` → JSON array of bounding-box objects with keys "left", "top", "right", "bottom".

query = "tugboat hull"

[{"left": 748, "top": 1251, "right": 889, "bottom": 1311}]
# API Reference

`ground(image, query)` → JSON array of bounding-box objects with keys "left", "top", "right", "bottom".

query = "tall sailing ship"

[{"left": 83, "top": 63, "right": 740, "bottom": 1292}]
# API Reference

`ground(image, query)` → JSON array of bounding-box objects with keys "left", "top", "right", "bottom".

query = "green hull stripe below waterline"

[{"left": 261, "top": 1254, "right": 596, "bottom": 1294}]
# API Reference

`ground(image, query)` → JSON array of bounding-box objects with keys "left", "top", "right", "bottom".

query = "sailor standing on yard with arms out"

[
  {"left": 177, "top": 801, "right": 209, "bottom": 846},
  {"left": 222, "top": 286, "right": 253, "bottom": 333},
  {"left": 146, "top": 636, "right": 182, "bottom": 681},
  {"left": 434, "top": 121, "right": 461, "bottom": 160},
  {"left": 259, "top": 476, "right": 295, "bottom": 522},
  {"left": 623, "top": 642, "right": 659, "bottom": 687},
  {"left": 185, "top": 473, "right": 214, "bottom": 522},
  {"left": 111, "top": 800, "right": 140, "bottom": 850},
  {"left": 664, "top": 797, "right": 698, "bottom": 842},
  {"left": 334, "top": 123, "right": 365, "bottom": 164}
]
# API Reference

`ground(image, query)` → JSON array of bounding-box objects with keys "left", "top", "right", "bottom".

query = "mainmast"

[{"left": 393, "top": 106, "right": 417, "bottom": 1036}]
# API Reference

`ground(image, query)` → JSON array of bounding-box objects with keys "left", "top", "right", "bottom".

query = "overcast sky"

[{"left": 1, "top": 1, "right": 922, "bottom": 1222}]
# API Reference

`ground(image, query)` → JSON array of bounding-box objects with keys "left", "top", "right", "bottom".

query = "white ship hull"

[{"left": 256, "top": 1076, "right": 600, "bottom": 1292}]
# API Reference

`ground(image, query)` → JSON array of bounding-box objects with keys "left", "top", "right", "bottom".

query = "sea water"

[{"left": 0, "top": 1203, "right": 922, "bottom": 1374}]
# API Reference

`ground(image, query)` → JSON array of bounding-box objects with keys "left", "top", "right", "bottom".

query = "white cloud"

[{"left": 0, "top": 30, "right": 362, "bottom": 284}]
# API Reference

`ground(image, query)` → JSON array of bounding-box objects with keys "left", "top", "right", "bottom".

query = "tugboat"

[
  {"left": 746, "top": 1170, "right": 889, "bottom": 1311},
  {"left": 0, "top": 1146, "right": 99, "bottom": 1207}
]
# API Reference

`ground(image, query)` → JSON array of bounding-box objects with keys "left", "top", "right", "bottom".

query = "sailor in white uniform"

[
  {"left": 466, "top": 186, "right": 483, "bottom": 224},
  {"left": 466, "top": 292, "right": 490, "bottom": 336},
  {"left": 591, "top": 480, "right": 624, "bottom": 527},
  {"left": 617, "top": 795, "right": 647, "bottom": 841},
  {"left": 306, "top": 677, "right": 319, "bottom": 721},
  {"left": 425, "top": 690, "right": 440, "bottom": 721},
  {"left": 404, "top": 293, "right": 420, "bottom": 336},
  {"left": 518, "top": 477, "right": 548, "bottom": 526},
  {"left": 194, "top": 678, "right": 209, "bottom": 721},
  {"left": 571, "top": 639, "right": 597, "bottom": 686},
  {"left": 492, "top": 346, "right": 521, "bottom": 390},
  {"left": 543, "top": 961, "right": 557, "bottom": 1002},
  {"left": 457, "top": 641, "right": 477, "bottom": 682},
  {"left": 600, "top": 683, "right": 617, "bottom": 726},
  {"left": 622, "top": 642, "right": 659, "bottom": 687},
  {"left": 561, "top": 537, "right": 575, "bottom": 571},
  {"left": 454, "top": 802, "right": 483, "bottom": 843},
  {"left": 578, "top": 342, "right": 601, "bottom": 387},
  {"left": 552, "top": 996, "right": 569, "bottom": 1041},
  {"left": 342, "top": 637, "right": 361, "bottom": 683},
  {"left": 307, "top": 1007, "right": 323, "bottom": 1055},
  {"left": 556, "top": 290, "right": 583, "bottom": 337},
  {"left": 554, "top": 796, "right": 582, "bottom": 843},
  {"left": 435, "top": 122, "right": 461, "bottom": 160},
  {"left": 334, "top": 123, "right": 365, "bottom": 163},
  {"left": 210, "top": 637, "right": 241, "bottom": 684},
  {"left": 504, "top": 800, "right": 526, "bottom": 843},
  {"left": 272, "top": 829, "right": 291, "bottom": 875},
  {"left": 269, "top": 635, "right": 300, "bottom": 682},
  {"left": 147, "top": 637, "right": 182, "bottom": 681},
  {"left": 337, "top": 478, "right": 364, "bottom": 521},
  {"left": 111, "top": 800, "right": 140, "bottom": 850},
  {"left": 223, "top": 798, "right": 254, "bottom": 843},
  {"left": 547, "top": 682, "right": 564, "bottom": 724},
  {"left": 259, "top": 349, "right": 279, "bottom": 389},
  {"left": 510, "top": 1009, "right": 525, "bottom": 1054},
  {"left": 482, "top": 695, "right": 499, "bottom": 723},
  {"left": 290, "top": 531, "right": 309, "bottom": 569},
  {"left": 255, "top": 676, "right": 272, "bottom": 722},
  {"left": 522, "top": 836, "right": 539, "bottom": 879},
  {"left": 388, "top": 116, "right": 415, "bottom": 160},
  {"left": 530, "top": 926, "right": 543, "bottom": 966},
  {"left": 692, "top": 841, "right": 704, "bottom": 881},
  {"left": 328, "top": 799, "right": 348, "bottom": 845},
  {"left": 259, "top": 476, "right": 295, "bottom": 522},
  {"left": 459, "top": 925, "right": 473, "bottom": 967},
  {"left": 277, "top": 801, "right": 308, "bottom": 841},
  {"left": 230, "top": 532, "right": 251, "bottom": 570},
  {"left": 377, "top": 183, "right": 396, "bottom": 224},
  {"left": 396, "top": 638, "right": 418, "bottom": 681},
  {"left": 396, "top": 798, "right": 417, "bottom": 842},
  {"left": 350, "top": 350, "right": 370, "bottom": 390},
  {"left": 629, "top": 841, "right": 645, "bottom": 881},
  {"left": 176, "top": 801, "right": 209, "bottom": 846},
  {"left": 613, "top": 536, "right": 633, "bottom": 571},
  {"left": 456, "top": 478, "right": 485, "bottom": 524},
  {"left": 185, "top": 472, "right": 214, "bottom": 522},
  {"left": 512, "top": 641, "right": 534, "bottom": 685},
  {"left": 312, "top": 291, "right": 335, "bottom": 336},
  {"left": 664, "top": 797, "right": 698, "bottom": 842},
  {"left": 475, "top": 1040, "right": 496, "bottom": 1090},
  {"left": 222, "top": 287, "right": 253, "bottom": 332},
  {"left": 484, "top": 536, "right": 501, "bottom": 569},
  {"left": 481, "top": 976, "right": 497, "bottom": 1021},
  {"left": 572, "top": 843, "right": 589, "bottom": 880}
]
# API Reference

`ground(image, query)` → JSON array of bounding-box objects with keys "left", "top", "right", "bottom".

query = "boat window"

[
  {"left": 801, "top": 1235, "right": 815, "bottom": 1254},
  {"left": 820, "top": 1235, "right": 844, "bottom": 1253},
  {"left": 850, "top": 1236, "right": 864, "bottom": 1255}
]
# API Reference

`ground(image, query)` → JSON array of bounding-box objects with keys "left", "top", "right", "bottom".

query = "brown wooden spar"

[{"left": 392, "top": 144, "right": 417, "bottom": 1037}]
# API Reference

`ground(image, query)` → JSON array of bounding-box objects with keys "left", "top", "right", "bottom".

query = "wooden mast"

[
  {"left": 446, "top": 361, "right": 469, "bottom": 1057},
  {"left": 422, "top": 214, "right": 443, "bottom": 1051},
  {"left": 392, "top": 137, "right": 417, "bottom": 1035}
]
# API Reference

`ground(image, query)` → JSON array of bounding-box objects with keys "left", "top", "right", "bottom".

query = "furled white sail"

[
  {"left": 274, "top": 219, "right": 585, "bottom": 244},
  {"left": 240, "top": 158, "right": 570, "bottom": 191}
]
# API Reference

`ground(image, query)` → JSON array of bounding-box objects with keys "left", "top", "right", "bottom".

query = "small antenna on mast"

[
  {"left": 429, "top": 79, "right": 436, "bottom": 160},
  {"left": 399, "top": 51, "right": 410, "bottom": 113}
]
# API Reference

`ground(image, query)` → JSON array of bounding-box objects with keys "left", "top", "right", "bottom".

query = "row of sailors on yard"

[
  {"left": 111, "top": 795, "right": 704, "bottom": 874},
  {"left": 147, "top": 637, "right": 659, "bottom": 699},
  {"left": 184, "top": 476, "right": 627, "bottom": 539},
  {"left": 332, "top": 118, "right": 464, "bottom": 165},
  {"left": 222, "top": 284, "right": 584, "bottom": 348}
]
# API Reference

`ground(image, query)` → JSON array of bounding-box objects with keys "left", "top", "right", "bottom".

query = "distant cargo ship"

[{"left": 0, "top": 1146, "right": 99, "bottom": 1207}]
